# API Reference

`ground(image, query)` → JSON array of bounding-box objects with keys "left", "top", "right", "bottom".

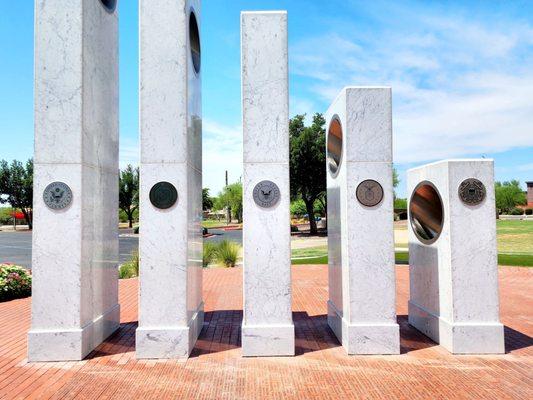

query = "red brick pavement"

[{"left": 0, "top": 266, "right": 531, "bottom": 399}]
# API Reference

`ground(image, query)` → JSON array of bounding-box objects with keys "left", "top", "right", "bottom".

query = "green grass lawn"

[
  {"left": 202, "top": 219, "right": 230, "bottom": 229},
  {"left": 291, "top": 251, "right": 410, "bottom": 265},
  {"left": 291, "top": 220, "right": 533, "bottom": 267},
  {"left": 496, "top": 220, "right": 533, "bottom": 254}
]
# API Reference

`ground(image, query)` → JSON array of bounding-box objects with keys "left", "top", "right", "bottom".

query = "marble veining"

[
  {"left": 136, "top": 0, "right": 203, "bottom": 360},
  {"left": 29, "top": 0, "right": 120, "bottom": 362},
  {"left": 407, "top": 160, "right": 504, "bottom": 354},
  {"left": 326, "top": 87, "right": 399, "bottom": 355},
  {"left": 241, "top": 11, "right": 294, "bottom": 357}
]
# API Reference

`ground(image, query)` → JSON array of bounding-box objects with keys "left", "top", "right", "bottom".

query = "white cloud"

[
  {"left": 118, "top": 121, "right": 243, "bottom": 194},
  {"left": 119, "top": 137, "right": 139, "bottom": 169},
  {"left": 202, "top": 119, "right": 243, "bottom": 194},
  {"left": 290, "top": 6, "right": 533, "bottom": 165}
]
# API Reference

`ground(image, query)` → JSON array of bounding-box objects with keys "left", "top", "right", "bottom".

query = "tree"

[
  {"left": 290, "top": 198, "right": 325, "bottom": 218},
  {"left": 289, "top": 113, "right": 326, "bottom": 235},
  {"left": 393, "top": 166, "right": 400, "bottom": 199},
  {"left": 0, "top": 159, "right": 33, "bottom": 229},
  {"left": 214, "top": 182, "right": 243, "bottom": 223},
  {"left": 119, "top": 165, "right": 139, "bottom": 228},
  {"left": 495, "top": 180, "right": 526, "bottom": 214},
  {"left": 203, "top": 188, "right": 214, "bottom": 211}
]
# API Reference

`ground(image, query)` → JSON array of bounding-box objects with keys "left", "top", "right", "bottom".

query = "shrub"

[
  {"left": 0, "top": 264, "right": 32, "bottom": 301},
  {"left": 394, "top": 198, "right": 407, "bottom": 209},
  {"left": 203, "top": 242, "right": 218, "bottom": 268},
  {"left": 509, "top": 207, "right": 524, "bottom": 215},
  {"left": 525, "top": 209, "right": 533, "bottom": 215},
  {"left": 133, "top": 226, "right": 139, "bottom": 234},
  {"left": 0, "top": 208, "right": 14, "bottom": 225},
  {"left": 119, "top": 263, "right": 136, "bottom": 279},
  {"left": 119, "top": 251, "right": 139, "bottom": 279},
  {"left": 216, "top": 240, "right": 240, "bottom": 268}
]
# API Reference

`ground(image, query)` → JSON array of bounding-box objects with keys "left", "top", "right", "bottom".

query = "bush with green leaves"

[
  {"left": 495, "top": 180, "right": 527, "bottom": 214},
  {"left": 509, "top": 207, "right": 524, "bottom": 216},
  {"left": 0, "top": 208, "right": 14, "bottom": 225},
  {"left": 203, "top": 242, "right": 218, "bottom": 268},
  {"left": 216, "top": 240, "right": 240, "bottom": 268},
  {"left": 394, "top": 198, "right": 407, "bottom": 209},
  {"left": 0, "top": 264, "right": 32, "bottom": 301},
  {"left": 119, "top": 251, "right": 139, "bottom": 279}
]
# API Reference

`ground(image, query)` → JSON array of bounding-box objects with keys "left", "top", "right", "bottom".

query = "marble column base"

[
  {"left": 328, "top": 301, "right": 399, "bottom": 355},
  {"left": 408, "top": 300, "right": 504, "bottom": 354},
  {"left": 28, "top": 304, "right": 120, "bottom": 362},
  {"left": 241, "top": 324, "right": 295, "bottom": 357},
  {"left": 136, "top": 302, "right": 204, "bottom": 359}
]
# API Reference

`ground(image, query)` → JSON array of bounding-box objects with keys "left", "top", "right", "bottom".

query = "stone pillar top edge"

[
  {"left": 407, "top": 159, "right": 494, "bottom": 174},
  {"left": 241, "top": 10, "right": 288, "bottom": 15}
]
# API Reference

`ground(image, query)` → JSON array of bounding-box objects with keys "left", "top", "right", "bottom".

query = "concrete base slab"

[
  {"left": 241, "top": 324, "right": 295, "bottom": 357},
  {"left": 409, "top": 300, "right": 505, "bottom": 354},
  {"left": 136, "top": 303, "right": 204, "bottom": 359},
  {"left": 28, "top": 303, "right": 120, "bottom": 362},
  {"left": 328, "top": 300, "right": 400, "bottom": 355}
]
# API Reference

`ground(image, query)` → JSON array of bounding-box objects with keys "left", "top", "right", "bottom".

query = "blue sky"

[{"left": 0, "top": 1, "right": 532, "bottom": 197}]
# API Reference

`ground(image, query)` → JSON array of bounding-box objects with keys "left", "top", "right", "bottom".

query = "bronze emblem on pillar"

[
  {"left": 150, "top": 182, "right": 178, "bottom": 210},
  {"left": 458, "top": 178, "right": 486, "bottom": 206},
  {"left": 356, "top": 179, "right": 384, "bottom": 207},
  {"left": 43, "top": 182, "right": 73, "bottom": 210},
  {"left": 253, "top": 181, "right": 280, "bottom": 208}
]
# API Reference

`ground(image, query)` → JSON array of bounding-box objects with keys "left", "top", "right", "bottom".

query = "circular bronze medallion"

[
  {"left": 150, "top": 182, "right": 178, "bottom": 210},
  {"left": 458, "top": 178, "right": 486, "bottom": 206},
  {"left": 99, "top": 0, "right": 117, "bottom": 12},
  {"left": 253, "top": 181, "right": 280, "bottom": 208},
  {"left": 356, "top": 180, "right": 384, "bottom": 207},
  {"left": 43, "top": 182, "right": 73, "bottom": 210}
]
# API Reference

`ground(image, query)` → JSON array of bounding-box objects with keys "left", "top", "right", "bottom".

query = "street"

[
  {"left": 0, "top": 228, "right": 244, "bottom": 269},
  {"left": 0, "top": 230, "right": 139, "bottom": 270}
]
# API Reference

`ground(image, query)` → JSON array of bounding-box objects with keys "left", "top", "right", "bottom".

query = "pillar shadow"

[
  {"left": 85, "top": 321, "right": 138, "bottom": 359},
  {"left": 189, "top": 310, "right": 343, "bottom": 357},
  {"left": 190, "top": 310, "right": 243, "bottom": 357},
  {"left": 83, "top": 316, "right": 532, "bottom": 360},
  {"left": 293, "top": 312, "right": 341, "bottom": 355},
  {"left": 504, "top": 325, "right": 533, "bottom": 353},
  {"left": 397, "top": 315, "right": 438, "bottom": 354}
]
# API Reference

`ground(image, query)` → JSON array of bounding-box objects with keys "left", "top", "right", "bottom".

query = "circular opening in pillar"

[
  {"left": 189, "top": 11, "right": 201, "bottom": 74},
  {"left": 99, "top": 0, "right": 117, "bottom": 12},
  {"left": 409, "top": 181, "right": 444, "bottom": 245},
  {"left": 327, "top": 116, "right": 343, "bottom": 177}
]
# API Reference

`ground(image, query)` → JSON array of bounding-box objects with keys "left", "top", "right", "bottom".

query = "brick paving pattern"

[{"left": 0, "top": 266, "right": 531, "bottom": 399}]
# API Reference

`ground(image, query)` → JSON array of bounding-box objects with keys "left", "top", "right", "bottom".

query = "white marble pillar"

[
  {"left": 241, "top": 11, "right": 294, "bottom": 357},
  {"left": 28, "top": 0, "right": 120, "bottom": 362},
  {"left": 326, "top": 87, "right": 400, "bottom": 355},
  {"left": 408, "top": 160, "right": 504, "bottom": 354},
  {"left": 136, "top": 0, "right": 203, "bottom": 359}
]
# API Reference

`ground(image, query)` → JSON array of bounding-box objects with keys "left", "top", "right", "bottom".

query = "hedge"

[{"left": 0, "top": 264, "right": 32, "bottom": 301}]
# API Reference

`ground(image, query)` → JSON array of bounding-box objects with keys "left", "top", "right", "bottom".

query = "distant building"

[{"left": 527, "top": 182, "right": 533, "bottom": 207}]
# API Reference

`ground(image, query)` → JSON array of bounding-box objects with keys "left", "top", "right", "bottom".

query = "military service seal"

[
  {"left": 150, "top": 182, "right": 178, "bottom": 210},
  {"left": 43, "top": 182, "right": 73, "bottom": 210},
  {"left": 356, "top": 179, "right": 384, "bottom": 207},
  {"left": 253, "top": 180, "right": 280, "bottom": 208},
  {"left": 458, "top": 178, "right": 486, "bottom": 206}
]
